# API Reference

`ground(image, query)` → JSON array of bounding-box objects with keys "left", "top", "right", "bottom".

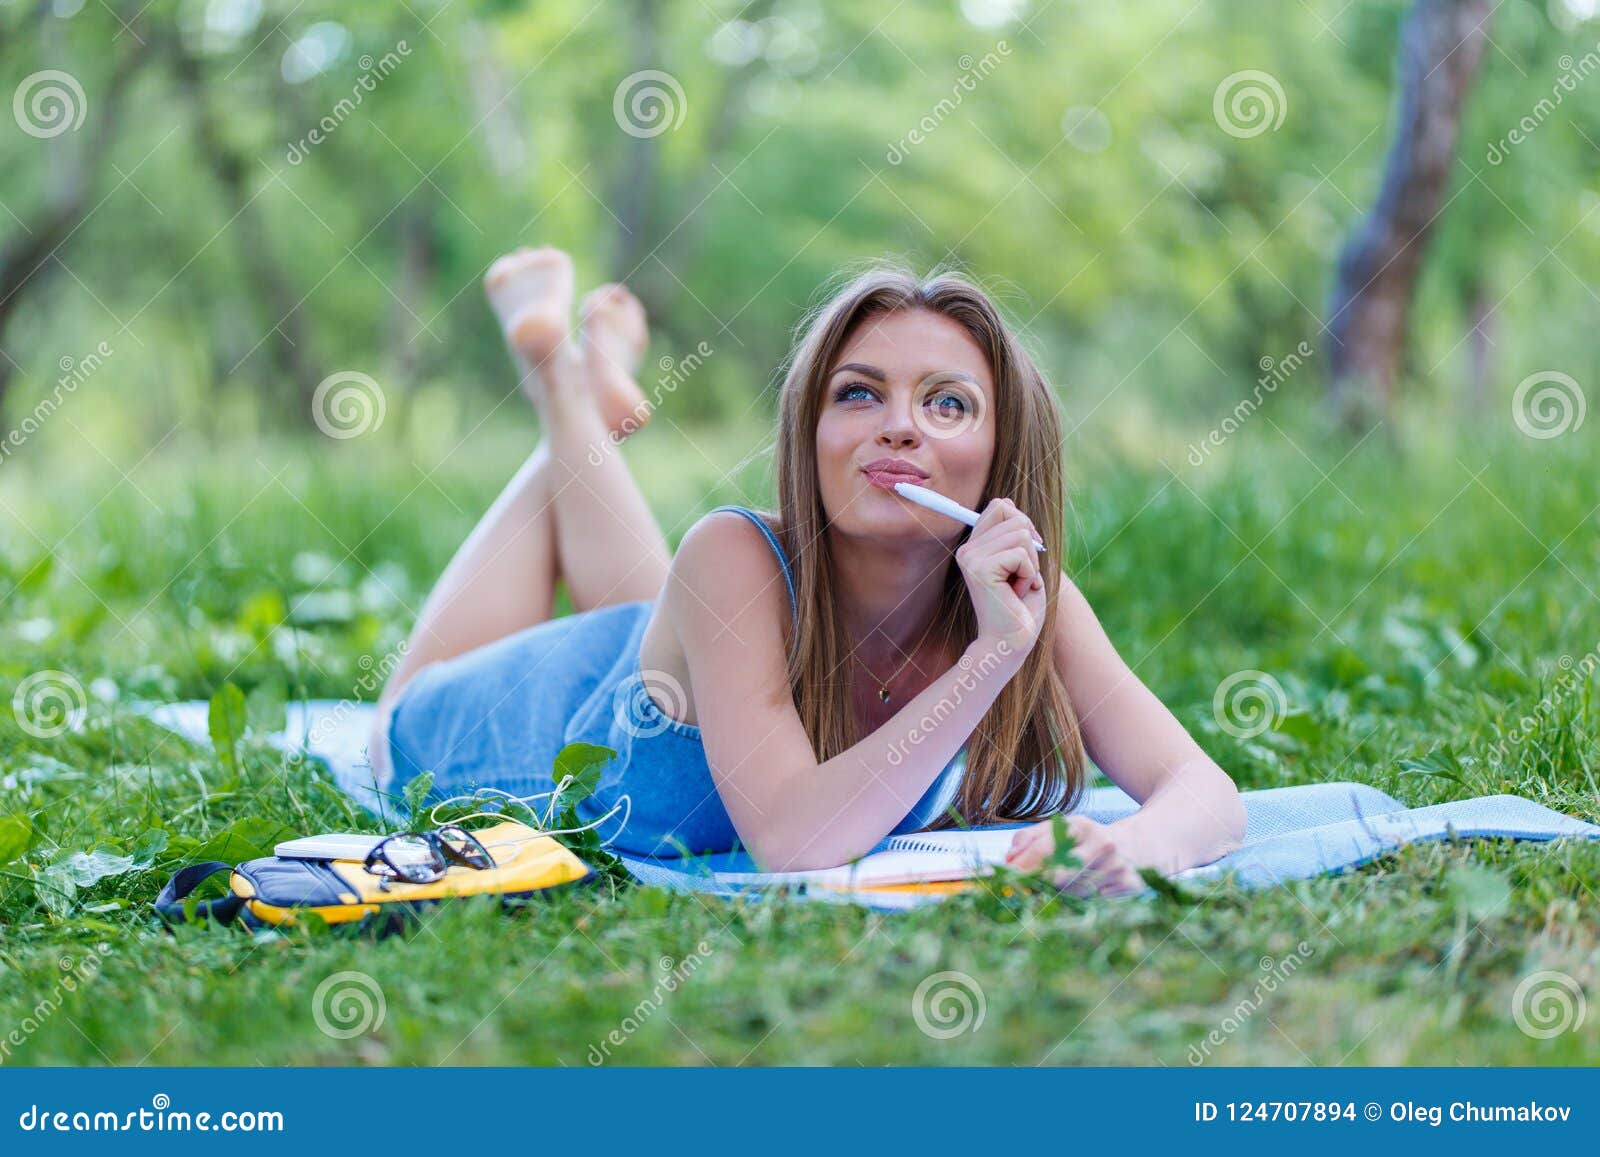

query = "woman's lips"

[{"left": 863, "top": 468, "right": 928, "bottom": 491}]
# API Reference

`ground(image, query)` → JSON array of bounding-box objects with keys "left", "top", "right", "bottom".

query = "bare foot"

[
  {"left": 484, "top": 247, "right": 583, "bottom": 409},
  {"left": 581, "top": 283, "right": 653, "bottom": 440}
]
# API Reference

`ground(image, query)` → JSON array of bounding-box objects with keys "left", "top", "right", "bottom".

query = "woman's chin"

[{"left": 831, "top": 491, "right": 955, "bottom": 546}]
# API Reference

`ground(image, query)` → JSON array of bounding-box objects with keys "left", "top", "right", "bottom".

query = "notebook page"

[
  {"left": 712, "top": 828, "right": 1018, "bottom": 888},
  {"left": 882, "top": 828, "right": 1018, "bottom": 859}
]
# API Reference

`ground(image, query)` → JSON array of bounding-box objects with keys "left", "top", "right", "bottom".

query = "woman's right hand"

[{"left": 955, "top": 498, "right": 1046, "bottom": 663}]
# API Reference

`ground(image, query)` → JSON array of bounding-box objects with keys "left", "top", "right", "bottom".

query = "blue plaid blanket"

[{"left": 142, "top": 699, "right": 1600, "bottom": 910}]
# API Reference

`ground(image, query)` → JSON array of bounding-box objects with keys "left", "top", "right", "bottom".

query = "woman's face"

[{"left": 815, "top": 307, "right": 997, "bottom": 546}]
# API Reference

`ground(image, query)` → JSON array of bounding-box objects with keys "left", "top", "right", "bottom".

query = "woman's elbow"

[
  {"left": 740, "top": 827, "right": 844, "bottom": 873},
  {"left": 1215, "top": 774, "right": 1247, "bottom": 855}
]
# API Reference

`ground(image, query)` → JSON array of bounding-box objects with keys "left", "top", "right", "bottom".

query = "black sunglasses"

[{"left": 363, "top": 825, "right": 495, "bottom": 886}]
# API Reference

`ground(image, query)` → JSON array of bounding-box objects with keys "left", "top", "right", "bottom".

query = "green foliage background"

[
  {"left": 3, "top": 0, "right": 1598, "bottom": 441},
  {"left": 1, "top": 0, "right": 1598, "bottom": 1066}
]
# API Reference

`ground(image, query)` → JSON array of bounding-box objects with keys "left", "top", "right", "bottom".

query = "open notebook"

[{"left": 712, "top": 828, "right": 1022, "bottom": 890}]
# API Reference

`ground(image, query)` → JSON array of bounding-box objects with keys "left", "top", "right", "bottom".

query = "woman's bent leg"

[
  {"left": 381, "top": 442, "right": 561, "bottom": 711},
  {"left": 372, "top": 249, "right": 668, "bottom": 773}
]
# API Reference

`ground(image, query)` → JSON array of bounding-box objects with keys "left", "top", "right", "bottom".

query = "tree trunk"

[
  {"left": 171, "top": 45, "right": 325, "bottom": 418},
  {"left": 607, "top": 0, "right": 773, "bottom": 342},
  {"left": 647, "top": 0, "right": 776, "bottom": 284},
  {"left": 608, "top": 0, "right": 664, "bottom": 290},
  {"left": 1463, "top": 275, "right": 1496, "bottom": 415},
  {"left": 1325, "top": 0, "right": 1493, "bottom": 429},
  {"left": 458, "top": 19, "right": 531, "bottom": 181},
  {"left": 383, "top": 200, "right": 437, "bottom": 388},
  {"left": 0, "top": 21, "right": 156, "bottom": 407}
]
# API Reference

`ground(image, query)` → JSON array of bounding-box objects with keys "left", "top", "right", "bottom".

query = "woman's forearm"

[
  {"left": 746, "top": 640, "right": 1022, "bottom": 872},
  {"left": 1105, "top": 761, "right": 1247, "bottom": 876}
]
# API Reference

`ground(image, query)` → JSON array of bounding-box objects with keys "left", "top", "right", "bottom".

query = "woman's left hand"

[{"left": 1003, "top": 815, "right": 1145, "bottom": 897}]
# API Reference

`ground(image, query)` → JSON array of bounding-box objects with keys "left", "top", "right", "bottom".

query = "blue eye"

[
  {"left": 834, "top": 383, "right": 876, "bottom": 403},
  {"left": 928, "top": 392, "right": 967, "bottom": 415}
]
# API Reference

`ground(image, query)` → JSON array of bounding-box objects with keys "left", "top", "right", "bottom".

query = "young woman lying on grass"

[{"left": 370, "top": 248, "right": 1245, "bottom": 897}]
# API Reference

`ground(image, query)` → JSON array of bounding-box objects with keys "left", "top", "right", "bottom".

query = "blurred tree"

[
  {"left": 0, "top": 1, "right": 159, "bottom": 405},
  {"left": 1326, "top": 0, "right": 1495, "bottom": 429},
  {"left": 171, "top": 36, "right": 328, "bottom": 414},
  {"left": 1, "top": 0, "right": 1595, "bottom": 443}
]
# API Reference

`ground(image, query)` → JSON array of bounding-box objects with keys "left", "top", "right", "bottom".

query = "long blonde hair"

[{"left": 767, "top": 264, "right": 1086, "bottom": 827}]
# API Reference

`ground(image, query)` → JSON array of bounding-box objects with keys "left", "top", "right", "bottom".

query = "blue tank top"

[
  {"left": 573, "top": 505, "right": 969, "bottom": 858},
  {"left": 387, "top": 506, "right": 970, "bottom": 860}
]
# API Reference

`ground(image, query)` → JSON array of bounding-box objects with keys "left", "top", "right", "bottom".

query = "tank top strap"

[{"left": 707, "top": 505, "right": 799, "bottom": 634}]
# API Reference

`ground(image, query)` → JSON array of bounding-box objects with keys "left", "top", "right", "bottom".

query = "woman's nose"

[{"left": 876, "top": 401, "right": 920, "bottom": 448}]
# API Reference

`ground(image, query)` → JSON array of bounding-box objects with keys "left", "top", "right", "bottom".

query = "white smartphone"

[{"left": 274, "top": 833, "right": 391, "bottom": 861}]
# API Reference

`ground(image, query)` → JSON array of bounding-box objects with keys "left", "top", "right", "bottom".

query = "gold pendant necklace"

[{"left": 855, "top": 616, "right": 940, "bottom": 704}]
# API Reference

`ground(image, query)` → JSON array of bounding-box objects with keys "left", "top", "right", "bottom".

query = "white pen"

[{"left": 893, "top": 481, "right": 1046, "bottom": 553}]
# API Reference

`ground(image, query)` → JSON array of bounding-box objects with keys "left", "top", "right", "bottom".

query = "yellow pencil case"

[{"left": 154, "top": 820, "right": 595, "bottom": 933}]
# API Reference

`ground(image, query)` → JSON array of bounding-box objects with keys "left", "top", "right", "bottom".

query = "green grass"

[{"left": 1, "top": 405, "right": 1597, "bottom": 1065}]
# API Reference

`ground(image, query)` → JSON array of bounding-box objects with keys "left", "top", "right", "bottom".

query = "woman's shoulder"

[
  {"left": 687, "top": 505, "right": 783, "bottom": 539},
  {"left": 670, "top": 512, "right": 785, "bottom": 618},
  {"left": 675, "top": 507, "right": 785, "bottom": 569}
]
